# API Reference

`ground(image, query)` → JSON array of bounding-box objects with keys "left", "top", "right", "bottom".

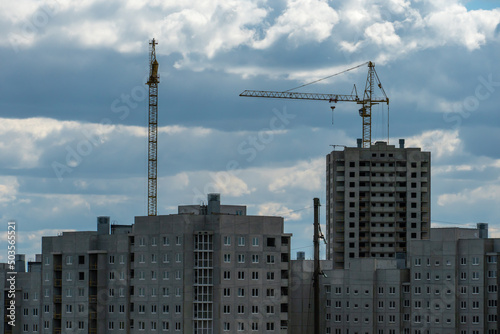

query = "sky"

[{"left": 0, "top": 0, "right": 499, "bottom": 262}]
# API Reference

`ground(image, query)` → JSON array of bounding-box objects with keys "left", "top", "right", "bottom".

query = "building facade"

[
  {"left": 1, "top": 194, "right": 292, "bottom": 334},
  {"left": 291, "top": 225, "right": 499, "bottom": 334},
  {"left": 326, "top": 140, "right": 431, "bottom": 268}
]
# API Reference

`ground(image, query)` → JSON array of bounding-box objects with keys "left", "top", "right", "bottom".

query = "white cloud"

[
  {"left": 425, "top": 5, "right": 500, "bottom": 50},
  {"left": 268, "top": 158, "right": 323, "bottom": 193},
  {"left": 252, "top": 0, "right": 339, "bottom": 49},
  {"left": 257, "top": 202, "right": 303, "bottom": 221},
  {"left": 437, "top": 183, "right": 500, "bottom": 206},
  {"left": 159, "top": 0, "right": 268, "bottom": 59},
  {"left": 0, "top": 177, "right": 19, "bottom": 204},
  {"left": 210, "top": 172, "right": 253, "bottom": 197},
  {"left": 365, "top": 22, "right": 401, "bottom": 47},
  {"left": 405, "top": 129, "right": 461, "bottom": 159}
]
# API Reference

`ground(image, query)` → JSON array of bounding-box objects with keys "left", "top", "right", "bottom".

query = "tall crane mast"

[
  {"left": 240, "top": 61, "right": 389, "bottom": 148},
  {"left": 147, "top": 39, "right": 159, "bottom": 216}
]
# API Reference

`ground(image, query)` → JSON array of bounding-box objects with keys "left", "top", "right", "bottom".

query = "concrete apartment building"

[
  {"left": 406, "top": 224, "right": 498, "bottom": 334},
  {"left": 326, "top": 140, "right": 431, "bottom": 268},
  {"left": 290, "top": 224, "right": 499, "bottom": 334},
  {"left": 1, "top": 194, "right": 292, "bottom": 334}
]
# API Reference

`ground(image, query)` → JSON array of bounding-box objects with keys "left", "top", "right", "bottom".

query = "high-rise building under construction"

[{"left": 326, "top": 140, "right": 431, "bottom": 269}]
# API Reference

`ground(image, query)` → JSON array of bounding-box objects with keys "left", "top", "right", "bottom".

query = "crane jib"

[
  {"left": 239, "top": 90, "right": 387, "bottom": 103},
  {"left": 239, "top": 61, "right": 390, "bottom": 148}
]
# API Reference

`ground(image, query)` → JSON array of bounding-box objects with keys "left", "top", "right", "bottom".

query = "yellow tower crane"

[
  {"left": 240, "top": 61, "right": 389, "bottom": 148},
  {"left": 147, "top": 39, "right": 159, "bottom": 216}
]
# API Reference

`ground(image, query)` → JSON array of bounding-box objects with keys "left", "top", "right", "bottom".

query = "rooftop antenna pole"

[{"left": 313, "top": 197, "right": 321, "bottom": 334}]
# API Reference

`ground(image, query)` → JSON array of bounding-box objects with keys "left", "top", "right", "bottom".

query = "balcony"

[
  {"left": 53, "top": 295, "right": 61, "bottom": 303},
  {"left": 89, "top": 295, "right": 97, "bottom": 303},
  {"left": 53, "top": 313, "right": 61, "bottom": 320},
  {"left": 89, "top": 312, "right": 97, "bottom": 319},
  {"left": 54, "top": 279, "right": 62, "bottom": 287},
  {"left": 89, "top": 280, "right": 97, "bottom": 287},
  {"left": 89, "top": 263, "right": 97, "bottom": 270},
  {"left": 53, "top": 328, "right": 61, "bottom": 334},
  {"left": 359, "top": 225, "right": 370, "bottom": 232},
  {"left": 53, "top": 264, "right": 62, "bottom": 271}
]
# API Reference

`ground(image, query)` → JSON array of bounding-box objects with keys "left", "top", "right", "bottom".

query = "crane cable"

[{"left": 285, "top": 61, "right": 370, "bottom": 92}]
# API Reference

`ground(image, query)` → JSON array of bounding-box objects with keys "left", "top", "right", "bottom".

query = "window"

[
  {"left": 238, "top": 254, "right": 245, "bottom": 263},
  {"left": 175, "top": 236, "right": 181, "bottom": 245},
  {"left": 252, "top": 237, "right": 259, "bottom": 246},
  {"left": 163, "top": 236, "right": 170, "bottom": 246},
  {"left": 238, "top": 271, "right": 245, "bottom": 280},
  {"left": 66, "top": 256, "right": 73, "bottom": 265},
  {"left": 223, "top": 271, "right": 231, "bottom": 280},
  {"left": 267, "top": 271, "right": 275, "bottom": 280},
  {"left": 223, "top": 288, "right": 231, "bottom": 297},
  {"left": 460, "top": 257, "right": 467, "bottom": 265},
  {"left": 224, "top": 254, "right": 231, "bottom": 263},
  {"left": 252, "top": 254, "right": 259, "bottom": 263},
  {"left": 472, "top": 257, "right": 479, "bottom": 265},
  {"left": 266, "top": 288, "right": 275, "bottom": 297},
  {"left": 252, "top": 271, "right": 259, "bottom": 280},
  {"left": 251, "top": 288, "right": 259, "bottom": 297},
  {"left": 472, "top": 272, "right": 479, "bottom": 280},
  {"left": 224, "top": 236, "right": 231, "bottom": 245},
  {"left": 238, "top": 288, "right": 245, "bottom": 297},
  {"left": 252, "top": 305, "right": 259, "bottom": 314},
  {"left": 266, "top": 237, "right": 276, "bottom": 247},
  {"left": 238, "top": 236, "right": 245, "bottom": 246},
  {"left": 267, "top": 255, "right": 275, "bottom": 264}
]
